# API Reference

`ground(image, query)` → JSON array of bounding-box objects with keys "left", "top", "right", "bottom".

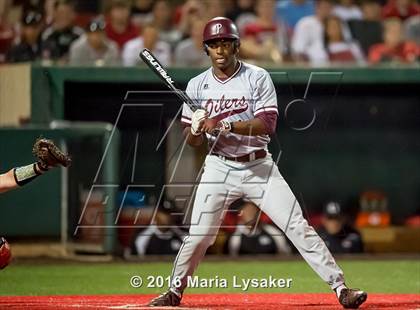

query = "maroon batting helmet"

[{"left": 203, "top": 17, "right": 240, "bottom": 43}]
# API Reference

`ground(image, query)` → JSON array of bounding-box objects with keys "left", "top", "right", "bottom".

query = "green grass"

[{"left": 0, "top": 259, "right": 418, "bottom": 296}]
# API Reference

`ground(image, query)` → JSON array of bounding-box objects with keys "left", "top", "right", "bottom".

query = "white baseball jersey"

[{"left": 181, "top": 61, "right": 278, "bottom": 157}]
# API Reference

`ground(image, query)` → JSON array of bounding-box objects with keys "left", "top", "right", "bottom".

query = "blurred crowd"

[{"left": 0, "top": 0, "right": 419, "bottom": 66}]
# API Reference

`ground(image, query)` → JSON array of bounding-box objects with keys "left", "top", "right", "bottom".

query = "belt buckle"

[{"left": 249, "top": 152, "right": 256, "bottom": 161}]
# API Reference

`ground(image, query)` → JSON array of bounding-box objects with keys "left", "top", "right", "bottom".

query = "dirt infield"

[{"left": 0, "top": 293, "right": 419, "bottom": 309}]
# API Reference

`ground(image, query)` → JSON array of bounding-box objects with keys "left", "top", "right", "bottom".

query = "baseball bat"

[{"left": 139, "top": 49, "right": 198, "bottom": 112}]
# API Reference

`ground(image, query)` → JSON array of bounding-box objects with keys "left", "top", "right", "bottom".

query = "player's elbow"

[
  {"left": 256, "top": 112, "right": 278, "bottom": 135},
  {"left": 263, "top": 124, "right": 276, "bottom": 136}
]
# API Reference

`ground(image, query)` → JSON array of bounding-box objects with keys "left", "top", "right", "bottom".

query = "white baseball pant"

[{"left": 170, "top": 154, "right": 345, "bottom": 292}]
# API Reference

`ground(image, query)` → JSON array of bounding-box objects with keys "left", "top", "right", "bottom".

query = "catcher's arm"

[
  {"left": 0, "top": 169, "right": 20, "bottom": 193},
  {"left": 5, "top": 138, "right": 71, "bottom": 190}
]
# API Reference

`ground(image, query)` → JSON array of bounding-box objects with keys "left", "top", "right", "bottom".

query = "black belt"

[{"left": 211, "top": 150, "right": 267, "bottom": 162}]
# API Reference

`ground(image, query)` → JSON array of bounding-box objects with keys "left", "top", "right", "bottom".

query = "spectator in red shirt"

[
  {"left": 369, "top": 17, "right": 419, "bottom": 63},
  {"left": 105, "top": 0, "right": 139, "bottom": 50},
  {"left": 241, "top": 0, "right": 288, "bottom": 63},
  {"left": 382, "top": 0, "right": 420, "bottom": 21}
]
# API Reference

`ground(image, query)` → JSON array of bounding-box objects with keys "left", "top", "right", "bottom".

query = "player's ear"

[{"left": 234, "top": 40, "right": 240, "bottom": 54}]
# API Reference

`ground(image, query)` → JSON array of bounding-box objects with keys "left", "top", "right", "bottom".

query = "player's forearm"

[
  {"left": 0, "top": 163, "right": 49, "bottom": 194},
  {"left": 230, "top": 118, "right": 269, "bottom": 136},
  {"left": 0, "top": 170, "right": 18, "bottom": 193},
  {"left": 183, "top": 127, "right": 205, "bottom": 147}
]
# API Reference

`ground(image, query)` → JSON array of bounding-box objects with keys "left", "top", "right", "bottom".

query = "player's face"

[{"left": 206, "top": 39, "right": 238, "bottom": 71}]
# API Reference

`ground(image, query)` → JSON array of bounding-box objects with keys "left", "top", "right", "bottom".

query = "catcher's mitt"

[
  {"left": 32, "top": 138, "right": 71, "bottom": 169},
  {"left": 0, "top": 237, "right": 11, "bottom": 270}
]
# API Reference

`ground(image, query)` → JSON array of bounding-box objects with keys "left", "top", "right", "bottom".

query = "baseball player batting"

[{"left": 148, "top": 17, "right": 367, "bottom": 309}]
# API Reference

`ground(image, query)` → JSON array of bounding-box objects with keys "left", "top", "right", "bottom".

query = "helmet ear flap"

[{"left": 204, "top": 43, "right": 209, "bottom": 55}]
